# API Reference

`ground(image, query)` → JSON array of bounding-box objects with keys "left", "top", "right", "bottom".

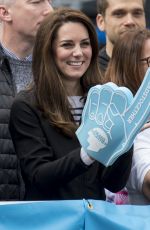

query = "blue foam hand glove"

[{"left": 76, "top": 68, "right": 150, "bottom": 166}]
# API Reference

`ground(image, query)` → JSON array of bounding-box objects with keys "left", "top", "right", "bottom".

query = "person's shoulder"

[
  {"left": 0, "top": 44, "right": 11, "bottom": 71},
  {"left": 10, "top": 89, "right": 37, "bottom": 120},
  {"left": 0, "top": 43, "right": 4, "bottom": 54},
  {"left": 0, "top": 43, "right": 7, "bottom": 60},
  {"left": 98, "top": 46, "right": 110, "bottom": 73},
  {"left": 14, "top": 89, "right": 36, "bottom": 107},
  {"left": 98, "top": 46, "right": 108, "bottom": 58}
]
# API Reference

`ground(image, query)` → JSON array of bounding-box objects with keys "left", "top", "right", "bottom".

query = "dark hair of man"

[
  {"left": 96, "top": 0, "right": 109, "bottom": 15},
  {"left": 104, "top": 28, "right": 150, "bottom": 95},
  {"left": 97, "top": 0, "right": 145, "bottom": 15},
  {"left": 32, "top": 7, "right": 102, "bottom": 137}
]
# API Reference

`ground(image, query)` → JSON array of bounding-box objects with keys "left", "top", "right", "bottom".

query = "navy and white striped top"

[{"left": 68, "top": 96, "right": 84, "bottom": 125}]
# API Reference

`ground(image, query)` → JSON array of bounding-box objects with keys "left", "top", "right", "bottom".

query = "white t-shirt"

[{"left": 127, "top": 128, "right": 150, "bottom": 205}]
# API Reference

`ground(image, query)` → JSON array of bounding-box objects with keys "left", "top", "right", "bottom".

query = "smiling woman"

[
  {"left": 53, "top": 21, "right": 92, "bottom": 91},
  {"left": 9, "top": 8, "right": 133, "bottom": 201}
]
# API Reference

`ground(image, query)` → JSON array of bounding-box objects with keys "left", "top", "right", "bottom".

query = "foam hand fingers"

[
  {"left": 110, "top": 87, "right": 133, "bottom": 116},
  {"left": 96, "top": 86, "right": 113, "bottom": 125},
  {"left": 88, "top": 88, "right": 100, "bottom": 121}
]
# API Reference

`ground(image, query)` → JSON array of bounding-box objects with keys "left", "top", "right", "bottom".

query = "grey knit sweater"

[{"left": 6, "top": 56, "right": 32, "bottom": 93}]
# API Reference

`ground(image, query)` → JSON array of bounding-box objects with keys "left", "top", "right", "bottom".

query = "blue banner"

[
  {"left": 85, "top": 200, "right": 150, "bottom": 230},
  {"left": 0, "top": 200, "right": 84, "bottom": 230},
  {"left": 0, "top": 200, "right": 150, "bottom": 230}
]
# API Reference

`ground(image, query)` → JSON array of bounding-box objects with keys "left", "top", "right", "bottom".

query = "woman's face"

[
  {"left": 140, "top": 38, "right": 150, "bottom": 76},
  {"left": 53, "top": 22, "right": 92, "bottom": 82}
]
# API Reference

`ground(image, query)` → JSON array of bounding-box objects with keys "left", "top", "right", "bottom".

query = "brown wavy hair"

[
  {"left": 32, "top": 7, "right": 102, "bottom": 137},
  {"left": 104, "top": 28, "right": 150, "bottom": 95}
]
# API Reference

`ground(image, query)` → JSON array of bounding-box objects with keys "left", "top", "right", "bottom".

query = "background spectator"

[
  {"left": 105, "top": 28, "right": 150, "bottom": 205},
  {"left": 0, "top": 0, "right": 52, "bottom": 200}
]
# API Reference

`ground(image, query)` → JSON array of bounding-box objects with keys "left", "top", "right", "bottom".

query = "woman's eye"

[
  {"left": 61, "top": 43, "right": 73, "bottom": 48},
  {"left": 81, "top": 41, "right": 91, "bottom": 47}
]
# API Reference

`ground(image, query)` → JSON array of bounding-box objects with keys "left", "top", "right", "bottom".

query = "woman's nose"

[{"left": 72, "top": 46, "right": 83, "bottom": 56}]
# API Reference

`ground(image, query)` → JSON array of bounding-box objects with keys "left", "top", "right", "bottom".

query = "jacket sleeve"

[
  {"left": 9, "top": 99, "right": 90, "bottom": 191},
  {"left": 100, "top": 147, "right": 133, "bottom": 192}
]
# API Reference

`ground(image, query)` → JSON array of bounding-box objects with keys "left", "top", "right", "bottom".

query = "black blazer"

[{"left": 9, "top": 91, "right": 133, "bottom": 200}]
